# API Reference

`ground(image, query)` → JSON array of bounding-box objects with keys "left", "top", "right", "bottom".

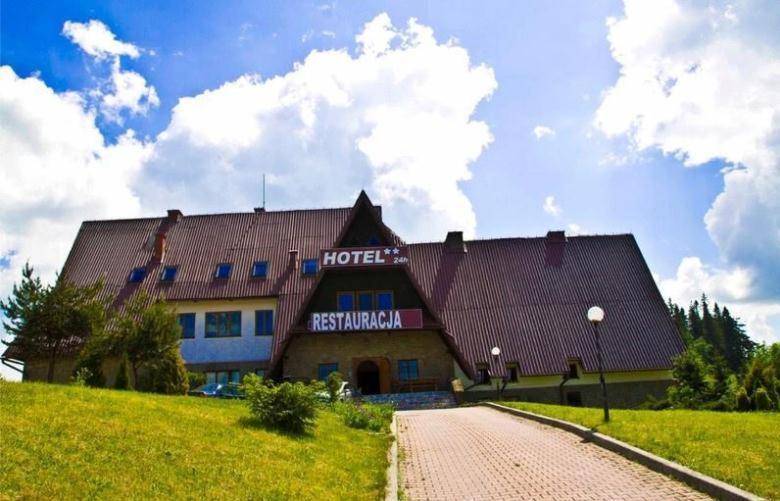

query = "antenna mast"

[{"left": 262, "top": 173, "right": 266, "bottom": 210}]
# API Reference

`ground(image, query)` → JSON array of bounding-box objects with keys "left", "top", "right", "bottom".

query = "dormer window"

[
  {"left": 160, "top": 266, "right": 178, "bottom": 282},
  {"left": 215, "top": 263, "right": 232, "bottom": 279},
  {"left": 568, "top": 362, "right": 579, "bottom": 379},
  {"left": 252, "top": 261, "right": 268, "bottom": 278},
  {"left": 302, "top": 259, "right": 318, "bottom": 275},
  {"left": 128, "top": 267, "right": 145, "bottom": 283}
]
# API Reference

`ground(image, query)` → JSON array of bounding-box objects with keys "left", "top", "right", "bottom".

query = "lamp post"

[
  {"left": 491, "top": 346, "right": 501, "bottom": 401},
  {"left": 587, "top": 306, "right": 609, "bottom": 422}
]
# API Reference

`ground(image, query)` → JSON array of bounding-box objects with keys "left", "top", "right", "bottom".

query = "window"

[
  {"left": 206, "top": 370, "right": 241, "bottom": 385},
  {"left": 128, "top": 267, "right": 145, "bottom": 283},
  {"left": 398, "top": 359, "right": 419, "bottom": 381},
  {"left": 178, "top": 313, "right": 196, "bottom": 339},
  {"left": 357, "top": 291, "right": 374, "bottom": 311},
  {"left": 568, "top": 363, "right": 579, "bottom": 379},
  {"left": 337, "top": 292, "right": 354, "bottom": 312},
  {"left": 215, "top": 263, "right": 232, "bottom": 279},
  {"left": 255, "top": 310, "right": 274, "bottom": 336},
  {"left": 476, "top": 366, "right": 490, "bottom": 385},
  {"left": 302, "top": 259, "right": 318, "bottom": 275},
  {"left": 367, "top": 235, "right": 381, "bottom": 246},
  {"left": 376, "top": 291, "right": 394, "bottom": 310},
  {"left": 318, "top": 363, "right": 339, "bottom": 381},
  {"left": 506, "top": 365, "right": 518, "bottom": 382},
  {"left": 160, "top": 266, "right": 177, "bottom": 282},
  {"left": 205, "top": 311, "right": 242, "bottom": 337},
  {"left": 252, "top": 261, "right": 268, "bottom": 278}
]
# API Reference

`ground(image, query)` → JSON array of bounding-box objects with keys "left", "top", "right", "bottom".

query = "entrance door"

[{"left": 357, "top": 360, "right": 381, "bottom": 395}]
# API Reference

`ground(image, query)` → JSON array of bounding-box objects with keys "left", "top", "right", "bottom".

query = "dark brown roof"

[{"left": 4, "top": 193, "right": 683, "bottom": 376}]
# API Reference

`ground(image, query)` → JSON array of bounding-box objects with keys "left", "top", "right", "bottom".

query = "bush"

[
  {"left": 754, "top": 387, "right": 773, "bottom": 411},
  {"left": 637, "top": 395, "right": 671, "bottom": 410},
  {"left": 73, "top": 348, "right": 106, "bottom": 388},
  {"left": 334, "top": 401, "right": 393, "bottom": 432},
  {"left": 71, "top": 367, "right": 92, "bottom": 387},
  {"left": 243, "top": 374, "right": 317, "bottom": 434},
  {"left": 115, "top": 353, "right": 131, "bottom": 390},
  {"left": 188, "top": 371, "right": 207, "bottom": 389},
  {"left": 326, "top": 371, "right": 343, "bottom": 403},
  {"left": 736, "top": 387, "right": 751, "bottom": 411},
  {"left": 136, "top": 350, "right": 189, "bottom": 395}
]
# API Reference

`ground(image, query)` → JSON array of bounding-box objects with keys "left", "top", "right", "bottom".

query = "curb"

[
  {"left": 480, "top": 403, "right": 763, "bottom": 501},
  {"left": 385, "top": 413, "right": 399, "bottom": 501}
]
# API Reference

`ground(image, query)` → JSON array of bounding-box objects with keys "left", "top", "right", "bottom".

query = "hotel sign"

[
  {"left": 320, "top": 246, "right": 409, "bottom": 269},
  {"left": 309, "top": 309, "right": 423, "bottom": 332}
]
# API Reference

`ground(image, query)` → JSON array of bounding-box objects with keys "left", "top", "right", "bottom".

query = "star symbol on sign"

[
  {"left": 384, "top": 248, "right": 392, "bottom": 255},
  {"left": 392, "top": 248, "right": 400, "bottom": 255}
]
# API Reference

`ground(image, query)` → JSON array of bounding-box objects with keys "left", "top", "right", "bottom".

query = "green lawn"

[
  {"left": 0, "top": 381, "right": 390, "bottom": 500},
  {"left": 497, "top": 401, "right": 780, "bottom": 499}
]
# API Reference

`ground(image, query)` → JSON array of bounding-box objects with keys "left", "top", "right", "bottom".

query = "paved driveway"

[{"left": 397, "top": 407, "right": 709, "bottom": 500}]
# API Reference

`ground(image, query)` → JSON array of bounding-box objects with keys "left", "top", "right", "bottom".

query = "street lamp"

[
  {"left": 491, "top": 346, "right": 501, "bottom": 401},
  {"left": 587, "top": 306, "right": 609, "bottom": 422}
]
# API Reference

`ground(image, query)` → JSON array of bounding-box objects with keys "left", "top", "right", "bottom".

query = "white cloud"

[
  {"left": 140, "top": 14, "right": 496, "bottom": 241},
  {"left": 532, "top": 125, "right": 555, "bottom": 139},
  {"left": 595, "top": 0, "right": 780, "bottom": 341},
  {"left": 62, "top": 20, "right": 140, "bottom": 60},
  {"left": 0, "top": 65, "right": 150, "bottom": 304},
  {"left": 567, "top": 223, "right": 586, "bottom": 236},
  {"left": 543, "top": 195, "right": 561, "bottom": 216},
  {"left": 63, "top": 20, "right": 159, "bottom": 123}
]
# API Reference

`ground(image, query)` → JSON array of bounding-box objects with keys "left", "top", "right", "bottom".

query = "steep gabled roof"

[
  {"left": 407, "top": 235, "right": 684, "bottom": 376},
  {"left": 3, "top": 193, "right": 684, "bottom": 377}
]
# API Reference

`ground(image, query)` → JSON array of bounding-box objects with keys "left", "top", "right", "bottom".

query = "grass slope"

[
  {"left": 499, "top": 401, "right": 780, "bottom": 499},
  {"left": 0, "top": 381, "right": 390, "bottom": 500}
]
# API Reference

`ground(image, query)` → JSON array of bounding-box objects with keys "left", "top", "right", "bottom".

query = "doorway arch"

[{"left": 357, "top": 360, "right": 380, "bottom": 395}]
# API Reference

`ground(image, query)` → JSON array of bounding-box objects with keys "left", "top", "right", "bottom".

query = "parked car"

[
  {"left": 188, "top": 383, "right": 245, "bottom": 399},
  {"left": 315, "top": 381, "right": 353, "bottom": 402}
]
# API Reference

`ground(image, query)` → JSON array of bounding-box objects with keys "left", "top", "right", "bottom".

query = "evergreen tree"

[
  {"left": 687, "top": 300, "right": 703, "bottom": 340},
  {"left": 700, "top": 294, "right": 726, "bottom": 356},
  {"left": 1, "top": 264, "right": 109, "bottom": 382},
  {"left": 720, "top": 307, "right": 756, "bottom": 372},
  {"left": 668, "top": 298, "right": 691, "bottom": 345}
]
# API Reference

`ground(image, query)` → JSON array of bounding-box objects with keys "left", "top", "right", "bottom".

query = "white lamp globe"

[
  {"left": 587, "top": 306, "right": 605, "bottom": 323},
  {"left": 491, "top": 346, "right": 501, "bottom": 357}
]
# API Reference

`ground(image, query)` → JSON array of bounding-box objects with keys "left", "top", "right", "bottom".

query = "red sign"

[
  {"left": 309, "top": 309, "right": 423, "bottom": 332},
  {"left": 319, "top": 246, "right": 409, "bottom": 268}
]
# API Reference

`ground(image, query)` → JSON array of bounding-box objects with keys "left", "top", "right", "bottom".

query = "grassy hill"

[
  {"left": 0, "top": 381, "right": 390, "bottom": 500},
  {"left": 499, "top": 401, "right": 780, "bottom": 499}
]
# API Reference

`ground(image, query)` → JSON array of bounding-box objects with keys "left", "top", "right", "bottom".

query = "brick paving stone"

[{"left": 397, "top": 407, "right": 711, "bottom": 501}]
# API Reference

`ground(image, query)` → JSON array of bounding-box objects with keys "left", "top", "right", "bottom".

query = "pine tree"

[
  {"left": 688, "top": 300, "right": 703, "bottom": 340},
  {"left": 720, "top": 307, "right": 756, "bottom": 372},
  {"left": 701, "top": 294, "right": 726, "bottom": 356},
  {"left": 668, "top": 298, "right": 691, "bottom": 345}
]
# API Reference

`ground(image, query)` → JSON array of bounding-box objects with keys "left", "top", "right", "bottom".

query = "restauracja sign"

[
  {"left": 309, "top": 309, "right": 423, "bottom": 332},
  {"left": 320, "top": 246, "right": 409, "bottom": 268}
]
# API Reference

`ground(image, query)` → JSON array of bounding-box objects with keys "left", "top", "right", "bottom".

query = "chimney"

[
  {"left": 254, "top": 207, "right": 266, "bottom": 213},
  {"left": 444, "top": 231, "right": 466, "bottom": 253},
  {"left": 373, "top": 205, "right": 382, "bottom": 221},
  {"left": 153, "top": 232, "right": 166, "bottom": 262},
  {"left": 167, "top": 209, "right": 183, "bottom": 223},
  {"left": 544, "top": 230, "right": 566, "bottom": 267},
  {"left": 288, "top": 249, "right": 299, "bottom": 269}
]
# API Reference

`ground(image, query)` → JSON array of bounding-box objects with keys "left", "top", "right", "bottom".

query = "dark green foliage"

[
  {"left": 243, "top": 374, "right": 317, "bottom": 434},
  {"left": 114, "top": 353, "right": 131, "bottom": 390},
  {"left": 667, "top": 343, "right": 711, "bottom": 408},
  {"left": 136, "top": 349, "right": 188, "bottom": 395},
  {"left": 111, "top": 292, "right": 187, "bottom": 394},
  {"left": 736, "top": 387, "right": 751, "bottom": 411},
  {"left": 637, "top": 395, "right": 671, "bottom": 410},
  {"left": 187, "top": 371, "right": 207, "bottom": 389},
  {"left": 334, "top": 401, "right": 394, "bottom": 432},
  {"left": 1, "top": 264, "right": 110, "bottom": 383},
  {"left": 326, "top": 371, "right": 343, "bottom": 403},
  {"left": 754, "top": 387, "right": 772, "bottom": 411},
  {"left": 73, "top": 347, "right": 106, "bottom": 388}
]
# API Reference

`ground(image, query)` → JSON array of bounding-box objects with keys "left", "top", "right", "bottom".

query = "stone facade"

[
  {"left": 283, "top": 330, "right": 454, "bottom": 391},
  {"left": 23, "top": 356, "right": 122, "bottom": 386},
  {"left": 462, "top": 379, "right": 672, "bottom": 408}
]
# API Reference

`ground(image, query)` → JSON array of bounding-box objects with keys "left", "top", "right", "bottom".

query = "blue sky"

[{"left": 1, "top": 0, "right": 779, "bottom": 379}]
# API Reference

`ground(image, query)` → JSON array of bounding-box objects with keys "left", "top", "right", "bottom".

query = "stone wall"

[{"left": 283, "top": 330, "right": 454, "bottom": 390}]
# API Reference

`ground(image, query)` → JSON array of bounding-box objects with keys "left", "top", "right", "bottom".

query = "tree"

[
  {"left": 720, "top": 307, "right": 756, "bottom": 372},
  {"left": 111, "top": 291, "right": 188, "bottom": 394},
  {"left": 687, "top": 300, "right": 703, "bottom": 341},
  {"left": 1, "top": 264, "right": 109, "bottom": 382},
  {"left": 667, "top": 299, "right": 691, "bottom": 345}
]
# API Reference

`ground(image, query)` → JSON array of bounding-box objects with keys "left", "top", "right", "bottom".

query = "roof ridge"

[
  {"left": 81, "top": 206, "right": 353, "bottom": 224},
  {"left": 408, "top": 233, "right": 634, "bottom": 246}
]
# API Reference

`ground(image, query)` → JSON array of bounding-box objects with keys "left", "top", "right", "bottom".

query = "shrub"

[
  {"left": 334, "top": 401, "right": 394, "bottom": 432},
  {"left": 243, "top": 374, "right": 317, "bottom": 434},
  {"left": 114, "top": 353, "right": 131, "bottom": 390},
  {"left": 326, "top": 371, "right": 343, "bottom": 403},
  {"left": 188, "top": 371, "right": 207, "bottom": 389},
  {"left": 136, "top": 349, "right": 189, "bottom": 395},
  {"left": 637, "top": 395, "right": 670, "bottom": 410},
  {"left": 71, "top": 367, "right": 92, "bottom": 387},
  {"left": 754, "top": 387, "right": 772, "bottom": 411},
  {"left": 73, "top": 346, "right": 107, "bottom": 388},
  {"left": 736, "top": 387, "right": 751, "bottom": 411}
]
